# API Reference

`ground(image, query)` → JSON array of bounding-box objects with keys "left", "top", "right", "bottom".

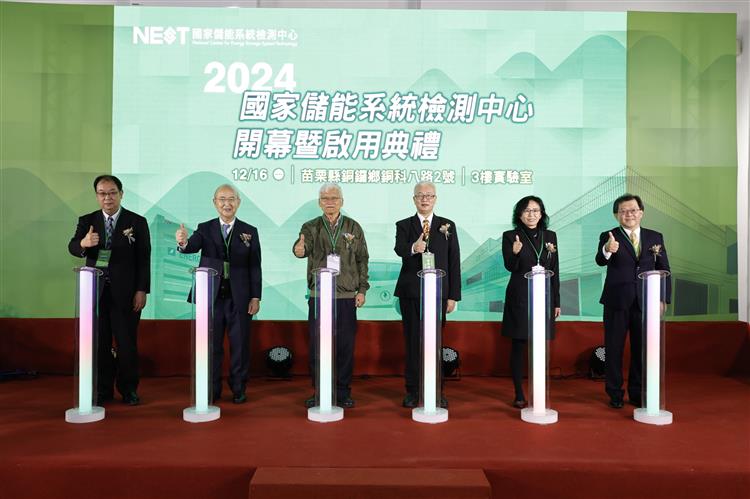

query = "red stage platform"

[
  {"left": 1, "top": 319, "right": 748, "bottom": 498},
  {"left": 1, "top": 374, "right": 748, "bottom": 499}
]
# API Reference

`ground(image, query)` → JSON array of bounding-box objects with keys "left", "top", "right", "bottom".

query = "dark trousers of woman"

[{"left": 510, "top": 338, "right": 527, "bottom": 401}]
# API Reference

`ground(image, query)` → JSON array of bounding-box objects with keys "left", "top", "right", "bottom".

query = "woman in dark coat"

[{"left": 501, "top": 196, "right": 561, "bottom": 408}]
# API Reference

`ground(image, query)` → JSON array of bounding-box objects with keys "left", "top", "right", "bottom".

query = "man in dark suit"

[
  {"left": 394, "top": 181, "right": 461, "bottom": 408},
  {"left": 68, "top": 175, "right": 151, "bottom": 406},
  {"left": 596, "top": 193, "right": 671, "bottom": 409},
  {"left": 176, "top": 184, "right": 262, "bottom": 404}
]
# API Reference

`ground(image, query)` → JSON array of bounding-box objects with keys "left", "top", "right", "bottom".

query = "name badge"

[
  {"left": 327, "top": 253, "right": 341, "bottom": 273},
  {"left": 421, "top": 251, "right": 435, "bottom": 270},
  {"left": 223, "top": 261, "right": 230, "bottom": 279},
  {"left": 95, "top": 249, "right": 111, "bottom": 268}
]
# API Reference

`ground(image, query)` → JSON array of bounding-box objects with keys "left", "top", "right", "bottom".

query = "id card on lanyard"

[{"left": 323, "top": 216, "right": 343, "bottom": 273}]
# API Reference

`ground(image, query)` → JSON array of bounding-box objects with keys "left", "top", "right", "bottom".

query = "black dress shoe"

[
  {"left": 513, "top": 399, "right": 528, "bottom": 409},
  {"left": 609, "top": 398, "right": 624, "bottom": 409},
  {"left": 123, "top": 392, "right": 140, "bottom": 406},
  {"left": 629, "top": 397, "right": 642, "bottom": 407},
  {"left": 232, "top": 393, "right": 247, "bottom": 404},
  {"left": 340, "top": 396, "right": 355, "bottom": 409},
  {"left": 402, "top": 393, "right": 418, "bottom": 408},
  {"left": 304, "top": 396, "right": 316, "bottom": 409},
  {"left": 439, "top": 396, "right": 449, "bottom": 409}
]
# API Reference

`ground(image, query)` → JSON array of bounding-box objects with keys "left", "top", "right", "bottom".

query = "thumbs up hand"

[
  {"left": 293, "top": 234, "right": 306, "bottom": 257},
  {"left": 605, "top": 231, "right": 619, "bottom": 253},
  {"left": 412, "top": 233, "right": 427, "bottom": 254},
  {"left": 80, "top": 225, "right": 100, "bottom": 249},
  {"left": 175, "top": 223, "right": 188, "bottom": 246},
  {"left": 512, "top": 234, "right": 523, "bottom": 255}
]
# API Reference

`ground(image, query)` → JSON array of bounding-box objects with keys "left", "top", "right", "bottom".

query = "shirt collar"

[
  {"left": 220, "top": 218, "right": 236, "bottom": 231},
  {"left": 102, "top": 208, "right": 122, "bottom": 223},
  {"left": 621, "top": 226, "right": 641, "bottom": 239},
  {"left": 417, "top": 213, "right": 434, "bottom": 226}
]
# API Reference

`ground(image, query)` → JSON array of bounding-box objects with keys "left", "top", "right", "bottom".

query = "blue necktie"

[
  {"left": 223, "top": 223, "right": 231, "bottom": 241},
  {"left": 105, "top": 216, "right": 114, "bottom": 249}
]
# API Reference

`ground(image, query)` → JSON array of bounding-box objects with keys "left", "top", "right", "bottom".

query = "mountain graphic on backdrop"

[{"left": 408, "top": 68, "right": 463, "bottom": 96}]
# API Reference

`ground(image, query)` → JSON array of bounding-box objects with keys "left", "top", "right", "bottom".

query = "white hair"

[
  {"left": 214, "top": 183, "right": 240, "bottom": 199},
  {"left": 319, "top": 183, "right": 343, "bottom": 198},
  {"left": 413, "top": 181, "right": 436, "bottom": 195}
]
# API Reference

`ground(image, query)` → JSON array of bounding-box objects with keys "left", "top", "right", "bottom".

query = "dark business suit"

[
  {"left": 68, "top": 208, "right": 151, "bottom": 400},
  {"left": 501, "top": 228, "right": 560, "bottom": 401},
  {"left": 181, "top": 218, "right": 262, "bottom": 398},
  {"left": 394, "top": 214, "right": 461, "bottom": 395},
  {"left": 595, "top": 226, "right": 671, "bottom": 403}
]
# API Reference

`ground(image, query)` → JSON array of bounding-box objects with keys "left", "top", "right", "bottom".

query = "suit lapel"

[{"left": 210, "top": 218, "right": 225, "bottom": 252}]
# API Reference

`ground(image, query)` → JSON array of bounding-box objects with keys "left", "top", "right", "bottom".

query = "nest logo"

[{"left": 133, "top": 26, "right": 191, "bottom": 45}]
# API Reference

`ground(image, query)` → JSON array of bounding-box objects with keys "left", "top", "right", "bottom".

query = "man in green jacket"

[{"left": 293, "top": 183, "right": 370, "bottom": 409}]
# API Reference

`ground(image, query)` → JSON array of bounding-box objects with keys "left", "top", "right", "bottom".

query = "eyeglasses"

[
  {"left": 320, "top": 196, "right": 341, "bottom": 202},
  {"left": 414, "top": 193, "right": 436, "bottom": 200},
  {"left": 96, "top": 190, "right": 120, "bottom": 199},
  {"left": 215, "top": 197, "right": 238, "bottom": 204},
  {"left": 523, "top": 208, "right": 541, "bottom": 215},
  {"left": 618, "top": 209, "right": 641, "bottom": 216}
]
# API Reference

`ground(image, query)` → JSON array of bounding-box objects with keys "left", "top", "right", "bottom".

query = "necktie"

[
  {"left": 422, "top": 219, "right": 430, "bottom": 241},
  {"left": 630, "top": 231, "right": 640, "bottom": 256},
  {"left": 223, "top": 223, "right": 231, "bottom": 241},
  {"left": 105, "top": 216, "right": 114, "bottom": 249}
]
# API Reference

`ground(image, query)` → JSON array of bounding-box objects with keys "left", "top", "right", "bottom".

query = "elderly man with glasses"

[
  {"left": 293, "top": 183, "right": 370, "bottom": 409},
  {"left": 394, "top": 181, "right": 461, "bottom": 409},
  {"left": 176, "top": 184, "right": 262, "bottom": 404}
]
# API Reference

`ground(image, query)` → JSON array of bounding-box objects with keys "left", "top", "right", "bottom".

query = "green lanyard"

[
  {"left": 322, "top": 215, "right": 343, "bottom": 253},
  {"left": 521, "top": 229, "right": 544, "bottom": 265}
]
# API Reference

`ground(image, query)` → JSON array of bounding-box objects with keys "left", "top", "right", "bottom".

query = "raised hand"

[
  {"left": 175, "top": 223, "right": 188, "bottom": 246},
  {"left": 412, "top": 233, "right": 427, "bottom": 254},
  {"left": 512, "top": 234, "right": 523, "bottom": 255},
  {"left": 605, "top": 231, "right": 619, "bottom": 253},
  {"left": 293, "top": 234, "right": 306, "bottom": 257},
  {"left": 80, "top": 225, "right": 100, "bottom": 249}
]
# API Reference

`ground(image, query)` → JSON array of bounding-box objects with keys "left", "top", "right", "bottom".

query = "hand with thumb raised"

[
  {"left": 293, "top": 234, "right": 306, "bottom": 257},
  {"left": 512, "top": 234, "right": 523, "bottom": 255}
]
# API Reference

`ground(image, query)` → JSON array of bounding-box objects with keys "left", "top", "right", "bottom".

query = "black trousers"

[
  {"left": 307, "top": 297, "right": 357, "bottom": 400},
  {"left": 97, "top": 283, "right": 141, "bottom": 398},
  {"left": 510, "top": 338, "right": 527, "bottom": 400},
  {"left": 212, "top": 295, "right": 251, "bottom": 397},
  {"left": 603, "top": 305, "right": 643, "bottom": 401},
  {"left": 399, "top": 297, "right": 447, "bottom": 396}
]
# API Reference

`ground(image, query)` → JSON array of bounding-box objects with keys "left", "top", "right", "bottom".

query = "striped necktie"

[{"left": 105, "top": 216, "right": 114, "bottom": 249}]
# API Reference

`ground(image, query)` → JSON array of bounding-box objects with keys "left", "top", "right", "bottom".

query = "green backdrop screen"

[{"left": 0, "top": 4, "right": 737, "bottom": 321}]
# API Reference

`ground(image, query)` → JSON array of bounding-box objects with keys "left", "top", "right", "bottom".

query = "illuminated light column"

[
  {"left": 308, "top": 268, "right": 343, "bottom": 423},
  {"left": 422, "top": 271, "right": 438, "bottom": 413},
  {"left": 521, "top": 267, "right": 558, "bottom": 425},
  {"left": 65, "top": 267, "right": 105, "bottom": 424},
  {"left": 531, "top": 269, "right": 546, "bottom": 415},
  {"left": 184, "top": 267, "right": 220, "bottom": 423},
  {"left": 634, "top": 270, "right": 673, "bottom": 425},
  {"left": 413, "top": 269, "right": 447, "bottom": 424},
  {"left": 318, "top": 270, "right": 334, "bottom": 410}
]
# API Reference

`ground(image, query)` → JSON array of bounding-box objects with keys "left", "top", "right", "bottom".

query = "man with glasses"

[
  {"left": 68, "top": 175, "right": 151, "bottom": 405},
  {"left": 175, "top": 184, "right": 262, "bottom": 404},
  {"left": 394, "top": 181, "right": 461, "bottom": 409},
  {"left": 596, "top": 193, "right": 671, "bottom": 409},
  {"left": 292, "top": 183, "right": 369, "bottom": 409}
]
